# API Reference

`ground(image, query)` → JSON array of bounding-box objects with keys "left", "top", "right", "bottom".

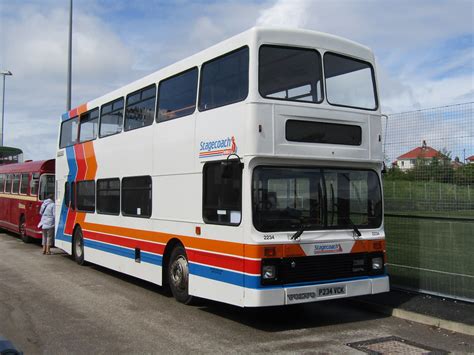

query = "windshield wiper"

[
  {"left": 345, "top": 217, "right": 361, "bottom": 237},
  {"left": 291, "top": 223, "right": 310, "bottom": 240}
]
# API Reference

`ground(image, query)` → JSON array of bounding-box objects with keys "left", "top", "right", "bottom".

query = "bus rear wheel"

[
  {"left": 168, "top": 245, "right": 194, "bottom": 304},
  {"left": 19, "top": 217, "right": 31, "bottom": 243},
  {"left": 73, "top": 227, "right": 85, "bottom": 266}
]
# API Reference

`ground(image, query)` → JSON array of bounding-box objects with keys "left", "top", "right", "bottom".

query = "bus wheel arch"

[
  {"left": 72, "top": 224, "right": 86, "bottom": 266},
  {"left": 163, "top": 239, "right": 194, "bottom": 304},
  {"left": 19, "top": 215, "right": 31, "bottom": 243}
]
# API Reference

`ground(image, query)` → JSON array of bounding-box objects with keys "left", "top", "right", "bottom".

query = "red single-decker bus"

[{"left": 0, "top": 159, "right": 55, "bottom": 242}]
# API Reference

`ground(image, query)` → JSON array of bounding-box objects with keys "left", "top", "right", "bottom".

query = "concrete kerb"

[{"left": 352, "top": 299, "right": 474, "bottom": 336}]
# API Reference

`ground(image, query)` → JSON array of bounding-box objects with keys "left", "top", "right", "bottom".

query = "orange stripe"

[
  {"left": 77, "top": 103, "right": 88, "bottom": 115},
  {"left": 80, "top": 221, "right": 309, "bottom": 258},
  {"left": 83, "top": 142, "right": 97, "bottom": 180}
]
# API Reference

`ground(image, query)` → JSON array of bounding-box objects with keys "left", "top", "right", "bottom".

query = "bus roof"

[
  {"left": 0, "top": 159, "right": 55, "bottom": 174},
  {"left": 62, "top": 27, "right": 376, "bottom": 118}
]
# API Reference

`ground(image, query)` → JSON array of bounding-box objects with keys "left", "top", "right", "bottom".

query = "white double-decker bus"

[{"left": 55, "top": 27, "right": 388, "bottom": 307}]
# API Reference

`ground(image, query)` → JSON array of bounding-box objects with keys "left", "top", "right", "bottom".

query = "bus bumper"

[{"left": 244, "top": 275, "right": 389, "bottom": 307}]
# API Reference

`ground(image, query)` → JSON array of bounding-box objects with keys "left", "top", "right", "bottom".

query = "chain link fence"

[{"left": 383, "top": 102, "right": 474, "bottom": 302}]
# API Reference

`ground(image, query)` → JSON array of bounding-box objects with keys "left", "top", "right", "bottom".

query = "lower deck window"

[
  {"left": 121, "top": 176, "right": 152, "bottom": 217},
  {"left": 203, "top": 160, "right": 242, "bottom": 225},
  {"left": 76, "top": 180, "right": 95, "bottom": 212},
  {"left": 97, "top": 178, "right": 120, "bottom": 215}
]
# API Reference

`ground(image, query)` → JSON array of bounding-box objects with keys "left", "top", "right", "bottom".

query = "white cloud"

[
  {"left": 256, "top": 0, "right": 312, "bottom": 28},
  {"left": 1, "top": 2, "right": 134, "bottom": 160}
]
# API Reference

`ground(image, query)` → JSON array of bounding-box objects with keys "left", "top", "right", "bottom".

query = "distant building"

[
  {"left": 395, "top": 140, "right": 447, "bottom": 171},
  {"left": 466, "top": 155, "right": 474, "bottom": 165}
]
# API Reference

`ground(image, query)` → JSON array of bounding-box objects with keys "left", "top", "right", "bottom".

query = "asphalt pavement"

[{"left": 0, "top": 232, "right": 473, "bottom": 354}]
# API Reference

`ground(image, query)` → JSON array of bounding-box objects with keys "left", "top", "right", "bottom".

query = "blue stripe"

[
  {"left": 85, "top": 239, "right": 134, "bottom": 259},
  {"left": 84, "top": 239, "right": 163, "bottom": 266},
  {"left": 189, "top": 263, "right": 245, "bottom": 287},
  {"left": 141, "top": 251, "right": 163, "bottom": 266},
  {"left": 56, "top": 146, "right": 77, "bottom": 242},
  {"left": 61, "top": 112, "right": 69, "bottom": 121}
]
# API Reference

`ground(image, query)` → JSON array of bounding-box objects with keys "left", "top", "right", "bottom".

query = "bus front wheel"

[
  {"left": 73, "top": 227, "right": 85, "bottom": 266},
  {"left": 168, "top": 245, "right": 194, "bottom": 304}
]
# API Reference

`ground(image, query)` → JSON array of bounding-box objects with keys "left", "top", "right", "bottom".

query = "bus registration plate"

[{"left": 317, "top": 285, "right": 346, "bottom": 298}]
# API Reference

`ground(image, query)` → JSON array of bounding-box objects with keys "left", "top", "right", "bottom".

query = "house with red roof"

[
  {"left": 395, "top": 140, "right": 448, "bottom": 171},
  {"left": 466, "top": 155, "right": 474, "bottom": 164}
]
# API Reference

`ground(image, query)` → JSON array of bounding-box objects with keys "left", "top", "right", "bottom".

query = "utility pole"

[
  {"left": 67, "top": 0, "right": 73, "bottom": 111},
  {"left": 0, "top": 70, "right": 13, "bottom": 147}
]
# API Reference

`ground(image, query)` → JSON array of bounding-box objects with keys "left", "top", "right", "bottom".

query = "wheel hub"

[{"left": 170, "top": 256, "right": 188, "bottom": 291}]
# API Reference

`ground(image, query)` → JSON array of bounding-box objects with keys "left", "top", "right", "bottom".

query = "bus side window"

[
  {"left": 0, "top": 174, "right": 5, "bottom": 193},
  {"left": 30, "top": 173, "right": 40, "bottom": 196},
  {"left": 71, "top": 182, "right": 76, "bottom": 210},
  {"left": 59, "top": 116, "right": 79, "bottom": 148},
  {"left": 20, "top": 173, "right": 29, "bottom": 195},
  {"left": 5, "top": 174, "right": 12, "bottom": 194},
  {"left": 79, "top": 108, "right": 99, "bottom": 143},
  {"left": 100, "top": 98, "right": 124, "bottom": 138},
  {"left": 124, "top": 85, "right": 156, "bottom": 131},
  {"left": 121, "top": 176, "right": 152, "bottom": 218},
  {"left": 12, "top": 174, "right": 20, "bottom": 194},
  {"left": 76, "top": 180, "right": 95, "bottom": 213},
  {"left": 199, "top": 46, "right": 249, "bottom": 111},
  {"left": 203, "top": 160, "right": 242, "bottom": 225},
  {"left": 157, "top": 67, "right": 198, "bottom": 122},
  {"left": 64, "top": 182, "right": 70, "bottom": 207}
]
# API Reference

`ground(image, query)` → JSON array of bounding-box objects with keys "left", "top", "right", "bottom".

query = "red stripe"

[
  {"left": 83, "top": 230, "right": 166, "bottom": 255},
  {"left": 188, "top": 249, "right": 261, "bottom": 274},
  {"left": 83, "top": 229, "right": 261, "bottom": 274}
]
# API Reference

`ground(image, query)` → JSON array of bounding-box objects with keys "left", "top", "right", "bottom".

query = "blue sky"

[{"left": 0, "top": 0, "right": 473, "bottom": 160}]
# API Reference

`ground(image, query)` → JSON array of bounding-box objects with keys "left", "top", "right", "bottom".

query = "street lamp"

[{"left": 0, "top": 70, "right": 13, "bottom": 147}]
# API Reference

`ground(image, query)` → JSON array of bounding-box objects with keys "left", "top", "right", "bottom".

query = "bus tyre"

[
  {"left": 20, "top": 217, "right": 31, "bottom": 243},
  {"left": 168, "top": 245, "right": 193, "bottom": 304},
  {"left": 73, "top": 227, "right": 85, "bottom": 266}
]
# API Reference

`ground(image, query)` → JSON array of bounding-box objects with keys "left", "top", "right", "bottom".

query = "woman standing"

[{"left": 38, "top": 194, "right": 55, "bottom": 255}]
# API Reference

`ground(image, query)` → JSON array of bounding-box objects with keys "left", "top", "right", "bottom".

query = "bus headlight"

[
  {"left": 262, "top": 265, "right": 277, "bottom": 280},
  {"left": 372, "top": 257, "right": 383, "bottom": 270}
]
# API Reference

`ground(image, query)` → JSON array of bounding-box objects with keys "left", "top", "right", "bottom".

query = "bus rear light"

[
  {"left": 264, "top": 247, "right": 276, "bottom": 257},
  {"left": 195, "top": 226, "right": 201, "bottom": 235}
]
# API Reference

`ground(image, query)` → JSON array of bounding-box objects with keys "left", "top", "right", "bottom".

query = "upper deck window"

[
  {"left": 79, "top": 108, "right": 99, "bottom": 143},
  {"left": 324, "top": 53, "right": 377, "bottom": 110},
  {"left": 125, "top": 85, "right": 156, "bottom": 131},
  {"left": 157, "top": 68, "right": 198, "bottom": 122},
  {"left": 100, "top": 98, "right": 124, "bottom": 138},
  {"left": 60, "top": 117, "right": 79, "bottom": 148},
  {"left": 259, "top": 45, "right": 323, "bottom": 103},
  {"left": 199, "top": 47, "right": 249, "bottom": 111}
]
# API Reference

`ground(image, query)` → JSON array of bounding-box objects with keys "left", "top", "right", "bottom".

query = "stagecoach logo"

[
  {"left": 287, "top": 292, "right": 316, "bottom": 302},
  {"left": 199, "top": 136, "right": 237, "bottom": 158},
  {"left": 314, "top": 243, "right": 343, "bottom": 254}
]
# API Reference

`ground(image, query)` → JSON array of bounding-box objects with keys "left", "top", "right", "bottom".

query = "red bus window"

[
  {"left": 5, "top": 174, "right": 12, "bottom": 193},
  {"left": 12, "top": 174, "right": 20, "bottom": 194},
  {"left": 30, "top": 172, "right": 40, "bottom": 196},
  {"left": 20, "top": 173, "right": 29, "bottom": 195},
  {"left": 0, "top": 174, "right": 5, "bottom": 193}
]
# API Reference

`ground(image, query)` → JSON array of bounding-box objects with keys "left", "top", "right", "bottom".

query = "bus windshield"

[
  {"left": 38, "top": 174, "right": 55, "bottom": 201},
  {"left": 253, "top": 167, "right": 382, "bottom": 232}
]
